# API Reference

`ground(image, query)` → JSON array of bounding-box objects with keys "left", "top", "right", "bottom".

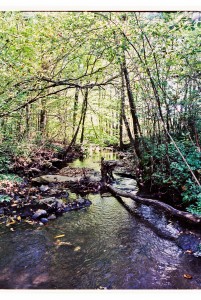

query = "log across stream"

[{"left": 100, "top": 156, "right": 201, "bottom": 225}]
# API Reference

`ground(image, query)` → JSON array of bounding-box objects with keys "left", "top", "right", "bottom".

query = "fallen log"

[{"left": 106, "top": 184, "right": 201, "bottom": 225}]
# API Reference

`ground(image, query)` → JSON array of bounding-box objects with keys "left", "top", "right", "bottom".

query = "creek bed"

[{"left": 0, "top": 151, "right": 201, "bottom": 289}]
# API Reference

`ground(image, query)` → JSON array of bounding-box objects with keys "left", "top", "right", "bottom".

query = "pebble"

[
  {"left": 40, "top": 218, "right": 49, "bottom": 224},
  {"left": 56, "top": 199, "right": 64, "bottom": 209},
  {"left": 48, "top": 214, "right": 57, "bottom": 220},
  {"left": 39, "top": 185, "right": 49, "bottom": 192},
  {"left": 85, "top": 199, "right": 92, "bottom": 206},
  {"left": 32, "top": 209, "right": 47, "bottom": 220},
  {"left": 77, "top": 198, "right": 85, "bottom": 205}
]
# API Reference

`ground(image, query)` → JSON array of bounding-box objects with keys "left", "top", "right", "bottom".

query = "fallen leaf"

[
  {"left": 74, "top": 246, "right": 81, "bottom": 252},
  {"left": 54, "top": 241, "right": 72, "bottom": 247},
  {"left": 185, "top": 250, "right": 192, "bottom": 254},
  {"left": 10, "top": 228, "right": 15, "bottom": 232},
  {"left": 17, "top": 216, "right": 21, "bottom": 221},
  {"left": 183, "top": 274, "right": 192, "bottom": 279},
  {"left": 181, "top": 186, "right": 187, "bottom": 191},
  {"left": 6, "top": 220, "right": 16, "bottom": 226},
  {"left": 24, "top": 220, "right": 35, "bottom": 225},
  {"left": 54, "top": 234, "right": 65, "bottom": 239}
]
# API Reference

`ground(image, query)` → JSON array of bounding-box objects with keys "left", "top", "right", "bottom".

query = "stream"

[{"left": 0, "top": 150, "right": 201, "bottom": 289}]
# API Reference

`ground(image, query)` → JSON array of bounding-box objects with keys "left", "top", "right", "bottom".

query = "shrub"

[{"left": 140, "top": 138, "right": 201, "bottom": 214}]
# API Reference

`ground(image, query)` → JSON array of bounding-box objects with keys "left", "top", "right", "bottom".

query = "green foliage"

[
  {"left": 183, "top": 183, "right": 201, "bottom": 214},
  {"left": 0, "top": 195, "right": 11, "bottom": 202},
  {"left": 0, "top": 173, "right": 22, "bottom": 182},
  {"left": 0, "top": 140, "right": 13, "bottom": 172},
  {"left": 0, "top": 138, "right": 32, "bottom": 172},
  {"left": 141, "top": 138, "right": 201, "bottom": 214}
]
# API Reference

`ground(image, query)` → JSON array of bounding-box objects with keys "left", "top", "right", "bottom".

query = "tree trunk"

[
  {"left": 120, "top": 64, "right": 134, "bottom": 148},
  {"left": 72, "top": 87, "right": 79, "bottom": 134},
  {"left": 122, "top": 56, "right": 141, "bottom": 159},
  {"left": 80, "top": 88, "right": 88, "bottom": 144},
  {"left": 67, "top": 90, "right": 88, "bottom": 152},
  {"left": 106, "top": 184, "right": 201, "bottom": 225},
  {"left": 39, "top": 99, "right": 46, "bottom": 137},
  {"left": 25, "top": 104, "right": 30, "bottom": 138}
]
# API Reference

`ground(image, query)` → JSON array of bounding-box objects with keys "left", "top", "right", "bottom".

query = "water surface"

[{"left": 0, "top": 150, "right": 201, "bottom": 289}]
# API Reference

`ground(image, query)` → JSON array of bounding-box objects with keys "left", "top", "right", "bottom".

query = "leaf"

[
  {"left": 185, "top": 250, "right": 192, "bottom": 254},
  {"left": 74, "top": 246, "right": 81, "bottom": 252},
  {"left": 54, "top": 241, "right": 72, "bottom": 247},
  {"left": 25, "top": 220, "right": 35, "bottom": 225},
  {"left": 17, "top": 215, "right": 21, "bottom": 221},
  {"left": 54, "top": 234, "right": 65, "bottom": 239},
  {"left": 6, "top": 219, "right": 16, "bottom": 226},
  {"left": 183, "top": 274, "right": 192, "bottom": 279}
]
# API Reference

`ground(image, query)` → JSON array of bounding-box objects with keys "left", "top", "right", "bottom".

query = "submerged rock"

[{"left": 176, "top": 233, "right": 201, "bottom": 252}]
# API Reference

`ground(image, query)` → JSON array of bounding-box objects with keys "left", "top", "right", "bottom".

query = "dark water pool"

[{"left": 0, "top": 151, "right": 201, "bottom": 289}]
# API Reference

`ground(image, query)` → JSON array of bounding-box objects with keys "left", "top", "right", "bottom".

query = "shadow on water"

[{"left": 0, "top": 148, "right": 201, "bottom": 289}]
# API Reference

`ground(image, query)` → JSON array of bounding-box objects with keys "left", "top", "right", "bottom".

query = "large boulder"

[{"left": 32, "top": 175, "right": 82, "bottom": 184}]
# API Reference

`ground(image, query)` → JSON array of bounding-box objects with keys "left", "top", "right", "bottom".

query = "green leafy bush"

[{"left": 141, "top": 138, "right": 201, "bottom": 214}]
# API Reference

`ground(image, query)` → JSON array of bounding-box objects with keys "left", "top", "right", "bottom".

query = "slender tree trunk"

[
  {"left": 73, "top": 87, "right": 79, "bottom": 134},
  {"left": 63, "top": 96, "right": 68, "bottom": 145},
  {"left": 80, "top": 88, "right": 88, "bottom": 144},
  {"left": 39, "top": 99, "right": 46, "bottom": 137},
  {"left": 67, "top": 90, "right": 88, "bottom": 151},
  {"left": 120, "top": 64, "right": 134, "bottom": 147},
  {"left": 122, "top": 56, "right": 141, "bottom": 158},
  {"left": 25, "top": 104, "right": 30, "bottom": 138}
]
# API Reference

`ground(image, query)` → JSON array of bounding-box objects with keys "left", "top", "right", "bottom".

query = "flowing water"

[{"left": 0, "top": 150, "right": 201, "bottom": 289}]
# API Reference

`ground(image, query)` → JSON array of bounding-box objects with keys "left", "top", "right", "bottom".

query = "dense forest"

[{"left": 0, "top": 11, "right": 200, "bottom": 216}]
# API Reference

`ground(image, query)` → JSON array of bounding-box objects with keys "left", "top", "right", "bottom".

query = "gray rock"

[
  {"left": 56, "top": 199, "right": 65, "bottom": 209},
  {"left": 32, "top": 175, "right": 82, "bottom": 184},
  {"left": 28, "top": 167, "right": 41, "bottom": 174},
  {"left": 39, "top": 185, "right": 49, "bottom": 192},
  {"left": 77, "top": 198, "right": 85, "bottom": 205},
  {"left": 85, "top": 199, "right": 92, "bottom": 206},
  {"left": 40, "top": 218, "right": 48, "bottom": 224},
  {"left": 48, "top": 214, "right": 57, "bottom": 220},
  {"left": 32, "top": 209, "right": 47, "bottom": 220},
  {"left": 39, "top": 197, "right": 56, "bottom": 205}
]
